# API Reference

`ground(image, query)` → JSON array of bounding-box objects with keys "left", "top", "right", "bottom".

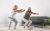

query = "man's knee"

[
  {"left": 15, "top": 21, "right": 18, "bottom": 24},
  {"left": 15, "top": 22, "right": 17, "bottom": 24}
]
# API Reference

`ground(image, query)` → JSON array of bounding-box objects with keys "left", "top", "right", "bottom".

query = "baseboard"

[{"left": 0, "top": 24, "right": 9, "bottom": 27}]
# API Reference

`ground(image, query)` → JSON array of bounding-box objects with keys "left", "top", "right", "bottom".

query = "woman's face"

[{"left": 14, "top": 5, "right": 18, "bottom": 9}]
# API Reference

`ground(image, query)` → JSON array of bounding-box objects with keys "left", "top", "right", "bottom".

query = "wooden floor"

[{"left": 0, "top": 26, "right": 50, "bottom": 31}]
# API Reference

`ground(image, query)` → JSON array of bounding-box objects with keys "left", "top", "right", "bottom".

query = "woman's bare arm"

[{"left": 16, "top": 9, "right": 25, "bottom": 13}]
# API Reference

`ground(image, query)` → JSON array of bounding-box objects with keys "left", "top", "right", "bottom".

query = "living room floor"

[{"left": 0, "top": 26, "right": 50, "bottom": 31}]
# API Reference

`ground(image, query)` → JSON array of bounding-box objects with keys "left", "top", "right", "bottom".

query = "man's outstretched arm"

[{"left": 31, "top": 12, "right": 39, "bottom": 15}]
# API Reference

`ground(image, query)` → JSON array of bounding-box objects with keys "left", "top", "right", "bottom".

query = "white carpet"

[{"left": 0, "top": 26, "right": 50, "bottom": 31}]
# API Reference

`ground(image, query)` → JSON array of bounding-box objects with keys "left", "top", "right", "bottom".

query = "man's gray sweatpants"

[{"left": 8, "top": 17, "right": 17, "bottom": 30}]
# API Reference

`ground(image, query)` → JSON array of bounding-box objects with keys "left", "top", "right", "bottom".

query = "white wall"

[{"left": 0, "top": 0, "right": 50, "bottom": 26}]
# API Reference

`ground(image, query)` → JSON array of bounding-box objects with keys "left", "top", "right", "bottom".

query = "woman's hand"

[{"left": 20, "top": 9, "right": 25, "bottom": 12}]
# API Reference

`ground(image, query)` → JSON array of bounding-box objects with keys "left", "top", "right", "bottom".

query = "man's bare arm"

[{"left": 31, "top": 12, "right": 39, "bottom": 15}]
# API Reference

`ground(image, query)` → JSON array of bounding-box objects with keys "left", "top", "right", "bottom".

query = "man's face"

[{"left": 28, "top": 7, "right": 31, "bottom": 11}]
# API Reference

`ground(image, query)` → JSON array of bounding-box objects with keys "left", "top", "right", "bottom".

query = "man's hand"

[
  {"left": 31, "top": 12, "right": 39, "bottom": 15},
  {"left": 36, "top": 13, "right": 39, "bottom": 15}
]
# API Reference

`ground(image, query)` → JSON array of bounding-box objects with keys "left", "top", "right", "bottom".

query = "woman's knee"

[
  {"left": 26, "top": 21, "right": 29, "bottom": 23},
  {"left": 29, "top": 20, "right": 32, "bottom": 23}
]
